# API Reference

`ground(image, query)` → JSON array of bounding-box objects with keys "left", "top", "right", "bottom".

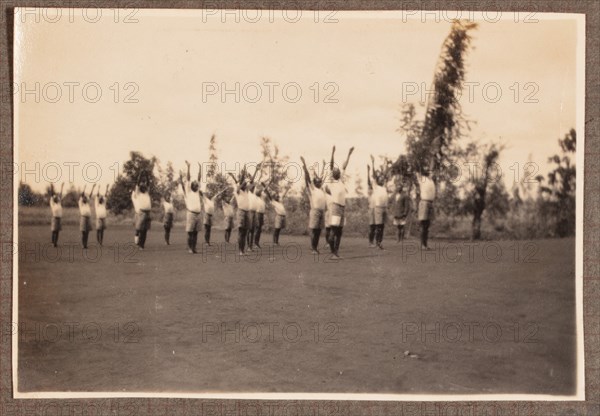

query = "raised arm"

[
  {"left": 49, "top": 183, "right": 55, "bottom": 197},
  {"left": 81, "top": 184, "right": 87, "bottom": 198},
  {"left": 59, "top": 183, "right": 64, "bottom": 198},
  {"left": 197, "top": 162, "right": 202, "bottom": 183},
  {"left": 342, "top": 147, "right": 354, "bottom": 172},
  {"left": 185, "top": 161, "right": 191, "bottom": 182},
  {"left": 370, "top": 155, "right": 377, "bottom": 181},
  {"left": 179, "top": 172, "right": 187, "bottom": 196},
  {"left": 367, "top": 165, "right": 373, "bottom": 190},
  {"left": 300, "top": 156, "right": 312, "bottom": 189},
  {"left": 227, "top": 172, "right": 239, "bottom": 185},
  {"left": 213, "top": 187, "right": 228, "bottom": 201},
  {"left": 105, "top": 184, "right": 109, "bottom": 197},
  {"left": 329, "top": 146, "right": 336, "bottom": 170},
  {"left": 89, "top": 183, "right": 96, "bottom": 198}
]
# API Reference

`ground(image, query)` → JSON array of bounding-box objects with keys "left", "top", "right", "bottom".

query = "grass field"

[{"left": 16, "top": 220, "right": 577, "bottom": 395}]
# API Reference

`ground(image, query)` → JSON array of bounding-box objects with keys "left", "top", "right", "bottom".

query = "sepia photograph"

[{"left": 11, "top": 7, "right": 585, "bottom": 401}]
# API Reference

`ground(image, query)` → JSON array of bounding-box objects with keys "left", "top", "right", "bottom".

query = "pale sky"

[{"left": 14, "top": 10, "right": 581, "bottom": 193}]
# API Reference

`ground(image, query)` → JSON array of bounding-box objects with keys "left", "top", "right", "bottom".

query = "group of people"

[
  {"left": 49, "top": 182, "right": 109, "bottom": 249},
  {"left": 47, "top": 146, "right": 437, "bottom": 259}
]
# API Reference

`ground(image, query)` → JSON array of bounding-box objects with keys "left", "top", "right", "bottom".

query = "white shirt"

[
  {"left": 368, "top": 189, "right": 375, "bottom": 209},
  {"left": 255, "top": 195, "right": 266, "bottom": 214},
  {"left": 184, "top": 182, "right": 202, "bottom": 213},
  {"left": 131, "top": 189, "right": 151, "bottom": 212},
  {"left": 309, "top": 187, "right": 327, "bottom": 211},
  {"left": 203, "top": 196, "right": 215, "bottom": 215},
  {"left": 222, "top": 201, "right": 234, "bottom": 217},
  {"left": 163, "top": 200, "right": 174, "bottom": 214},
  {"left": 235, "top": 189, "right": 249, "bottom": 211},
  {"left": 419, "top": 176, "right": 436, "bottom": 201},
  {"left": 373, "top": 185, "right": 388, "bottom": 207},
  {"left": 95, "top": 199, "right": 107, "bottom": 219},
  {"left": 79, "top": 198, "right": 91, "bottom": 217},
  {"left": 50, "top": 199, "right": 62, "bottom": 218},
  {"left": 248, "top": 192, "right": 258, "bottom": 212},
  {"left": 327, "top": 181, "right": 347, "bottom": 206},
  {"left": 271, "top": 200, "right": 286, "bottom": 216}
]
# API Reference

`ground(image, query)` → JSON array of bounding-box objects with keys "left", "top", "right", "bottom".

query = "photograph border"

[{"left": 1, "top": 0, "right": 598, "bottom": 413}]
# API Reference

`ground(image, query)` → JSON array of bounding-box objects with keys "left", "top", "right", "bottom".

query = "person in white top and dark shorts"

[
  {"left": 94, "top": 184, "right": 109, "bottom": 246},
  {"left": 179, "top": 161, "right": 203, "bottom": 254},
  {"left": 418, "top": 168, "right": 436, "bottom": 250},
  {"left": 300, "top": 156, "right": 327, "bottom": 254},
  {"left": 79, "top": 183, "right": 95, "bottom": 249},
  {"left": 49, "top": 182, "right": 64, "bottom": 247},
  {"left": 131, "top": 171, "right": 152, "bottom": 250},
  {"left": 162, "top": 193, "right": 175, "bottom": 245},
  {"left": 323, "top": 145, "right": 354, "bottom": 260}
]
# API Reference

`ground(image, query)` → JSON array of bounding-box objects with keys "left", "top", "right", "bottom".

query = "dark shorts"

[
  {"left": 224, "top": 216, "right": 234, "bottom": 230},
  {"left": 51, "top": 217, "right": 62, "bottom": 232},
  {"left": 275, "top": 214, "right": 286, "bottom": 229},
  {"left": 237, "top": 209, "right": 250, "bottom": 229},
  {"left": 80, "top": 216, "right": 92, "bottom": 232},
  {"left": 368, "top": 207, "right": 375, "bottom": 225},
  {"left": 255, "top": 212, "right": 264, "bottom": 229},
  {"left": 135, "top": 211, "right": 151, "bottom": 231},
  {"left": 204, "top": 213, "right": 213, "bottom": 226},
  {"left": 309, "top": 208, "right": 325, "bottom": 229},
  {"left": 96, "top": 217, "right": 107, "bottom": 230},
  {"left": 418, "top": 200, "right": 433, "bottom": 221},
  {"left": 374, "top": 207, "right": 387, "bottom": 225},
  {"left": 248, "top": 211, "right": 256, "bottom": 230},
  {"left": 186, "top": 211, "right": 201, "bottom": 232}
]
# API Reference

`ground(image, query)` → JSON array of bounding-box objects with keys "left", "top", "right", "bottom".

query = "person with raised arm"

[
  {"left": 229, "top": 165, "right": 250, "bottom": 256},
  {"left": 49, "top": 182, "right": 64, "bottom": 247},
  {"left": 370, "top": 155, "right": 390, "bottom": 250},
  {"left": 323, "top": 145, "right": 354, "bottom": 259},
  {"left": 161, "top": 192, "right": 175, "bottom": 245},
  {"left": 221, "top": 196, "right": 235, "bottom": 243},
  {"left": 301, "top": 156, "right": 327, "bottom": 254},
  {"left": 179, "top": 161, "right": 203, "bottom": 254},
  {"left": 201, "top": 182, "right": 227, "bottom": 246},
  {"left": 264, "top": 184, "right": 289, "bottom": 246},
  {"left": 94, "top": 184, "right": 109, "bottom": 246},
  {"left": 392, "top": 183, "right": 411, "bottom": 243},
  {"left": 131, "top": 170, "right": 152, "bottom": 250},
  {"left": 79, "top": 183, "right": 95, "bottom": 249}
]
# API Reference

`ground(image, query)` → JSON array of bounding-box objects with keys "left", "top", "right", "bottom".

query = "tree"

[
  {"left": 538, "top": 128, "right": 576, "bottom": 237},
  {"left": 397, "top": 20, "right": 478, "bottom": 184},
  {"left": 260, "top": 136, "right": 291, "bottom": 196},
  {"left": 155, "top": 161, "right": 178, "bottom": 198},
  {"left": 18, "top": 182, "right": 43, "bottom": 206},
  {"left": 204, "top": 135, "right": 233, "bottom": 202},
  {"left": 107, "top": 151, "right": 157, "bottom": 215}
]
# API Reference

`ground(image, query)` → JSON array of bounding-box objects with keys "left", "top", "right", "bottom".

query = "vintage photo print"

[{"left": 12, "top": 8, "right": 585, "bottom": 400}]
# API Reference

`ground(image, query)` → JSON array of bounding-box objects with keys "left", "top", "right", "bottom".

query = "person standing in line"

[
  {"left": 300, "top": 156, "right": 327, "bottom": 254},
  {"left": 79, "top": 184, "right": 96, "bottom": 249},
  {"left": 222, "top": 197, "right": 235, "bottom": 243},
  {"left": 49, "top": 182, "right": 64, "bottom": 247},
  {"left": 393, "top": 184, "right": 411, "bottom": 242},
  {"left": 131, "top": 171, "right": 152, "bottom": 250},
  {"left": 370, "top": 156, "right": 390, "bottom": 250},
  {"left": 94, "top": 184, "right": 109, "bottom": 246},
  {"left": 229, "top": 167, "right": 250, "bottom": 256},
  {"left": 201, "top": 185, "right": 227, "bottom": 246},
  {"left": 162, "top": 193, "right": 175, "bottom": 245},
  {"left": 417, "top": 168, "right": 436, "bottom": 250},
  {"left": 366, "top": 165, "right": 376, "bottom": 248},
  {"left": 323, "top": 145, "right": 354, "bottom": 259},
  {"left": 179, "top": 161, "right": 203, "bottom": 254}
]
